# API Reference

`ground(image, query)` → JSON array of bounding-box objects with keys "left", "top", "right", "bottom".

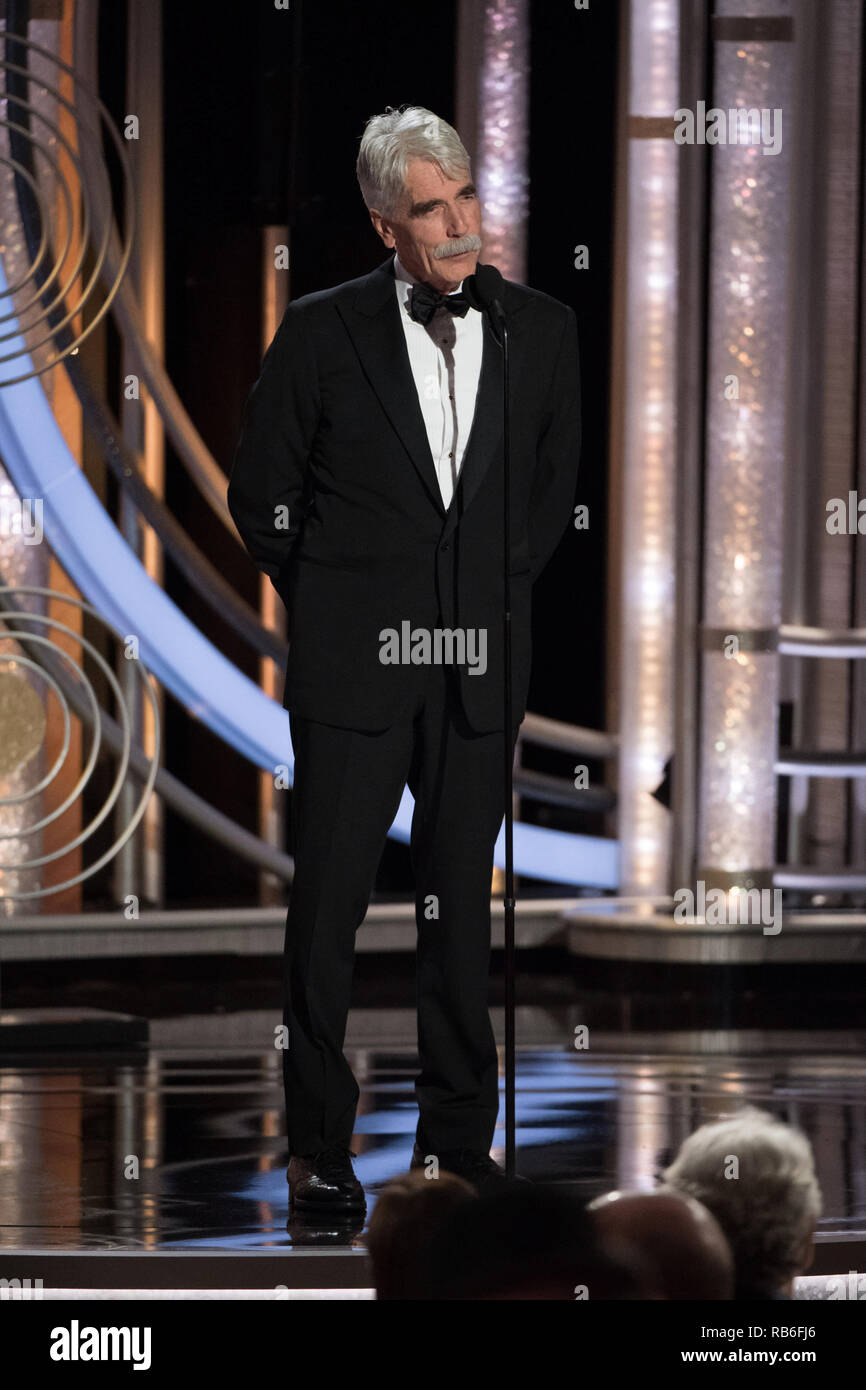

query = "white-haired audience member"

[{"left": 662, "top": 1106, "right": 822, "bottom": 1300}]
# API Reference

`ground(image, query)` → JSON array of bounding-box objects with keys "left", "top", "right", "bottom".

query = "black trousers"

[{"left": 282, "top": 659, "right": 518, "bottom": 1156}]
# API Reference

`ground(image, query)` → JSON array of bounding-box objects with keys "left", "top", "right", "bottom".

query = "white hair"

[
  {"left": 356, "top": 105, "right": 471, "bottom": 216},
  {"left": 661, "top": 1107, "right": 822, "bottom": 1297}
]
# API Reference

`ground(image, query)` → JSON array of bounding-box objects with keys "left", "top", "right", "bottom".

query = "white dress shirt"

[{"left": 393, "top": 253, "right": 483, "bottom": 509}]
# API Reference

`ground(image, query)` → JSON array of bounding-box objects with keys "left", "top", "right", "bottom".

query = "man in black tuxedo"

[{"left": 228, "top": 105, "right": 580, "bottom": 1212}]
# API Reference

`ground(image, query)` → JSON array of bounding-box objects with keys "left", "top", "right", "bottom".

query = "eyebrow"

[{"left": 408, "top": 183, "right": 477, "bottom": 217}]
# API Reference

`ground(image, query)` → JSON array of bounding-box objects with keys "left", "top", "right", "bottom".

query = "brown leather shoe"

[{"left": 286, "top": 1148, "right": 366, "bottom": 1212}]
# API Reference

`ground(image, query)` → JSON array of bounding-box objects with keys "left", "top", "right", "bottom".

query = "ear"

[{"left": 368, "top": 208, "right": 396, "bottom": 249}]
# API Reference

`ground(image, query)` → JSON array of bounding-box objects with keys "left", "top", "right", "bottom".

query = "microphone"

[{"left": 464, "top": 264, "right": 506, "bottom": 331}]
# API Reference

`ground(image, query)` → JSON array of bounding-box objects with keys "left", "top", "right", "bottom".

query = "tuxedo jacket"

[{"left": 227, "top": 254, "right": 581, "bottom": 734}]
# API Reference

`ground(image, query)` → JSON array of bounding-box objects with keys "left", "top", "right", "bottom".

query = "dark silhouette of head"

[
  {"left": 588, "top": 1189, "right": 734, "bottom": 1299},
  {"left": 424, "top": 1182, "right": 652, "bottom": 1300},
  {"left": 366, "top": 1168, "right": 477, "bottom": 1300}
]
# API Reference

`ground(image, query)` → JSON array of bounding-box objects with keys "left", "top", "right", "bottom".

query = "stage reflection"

[{"left": 1, "top": 1018, "right": 863, "bottom": 1253}]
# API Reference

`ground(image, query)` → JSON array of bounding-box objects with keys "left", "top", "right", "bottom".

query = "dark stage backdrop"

[{"left": 103, "top": 0, "right": 620, "bottom": 905}]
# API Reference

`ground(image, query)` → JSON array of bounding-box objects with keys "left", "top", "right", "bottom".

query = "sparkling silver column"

[
  {"left": 697, "top": 2, "right": 793, "bottom": 892},
  {"left": 458, "top": 0, "right": 530, "bottom": 282}
]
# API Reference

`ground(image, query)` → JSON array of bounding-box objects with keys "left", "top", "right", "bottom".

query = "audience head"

[
  {"left": 366, "top": 1168, "right": 476, "bottom": 1300},
  {"left": 662, "top": 1106, "right": 821, "bottom": 1299},
  {"left": 424, "top": 1181, "right": 653, "bottom": 1300},
  {"left": 588, "top": 1189, "right": 734, "bottom": 1299}
]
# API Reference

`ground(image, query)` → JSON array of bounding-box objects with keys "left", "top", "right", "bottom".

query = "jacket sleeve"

[
  {"left": 227, "top": 300, "right": 321, "bottom": 596},
  {"left": 528, "top": 304, "right": 581, "bottom": 583}
]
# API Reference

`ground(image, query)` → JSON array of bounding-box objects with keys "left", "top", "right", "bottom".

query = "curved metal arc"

[
  {"left": 0, "top": 649, "right": 71, "bottom": 801},
  {"left": 0, "top": 582, "right": 296, "bottom": 883},
  {"left": 0, "top": 33, "right": 136, "bottom": 383},
  {"left": 0, "top": 114, "right": 91, "bottom": 342},
  {"left": 0, "top": 629, "right": 101, "bottom": 829},
  {"left": 0, "top": 108, "right": 86, "bottom": 331},
  {"left": 0, "top": 586, "right": 161, "bottom": 898},
  {"left": 0, "top": 146, "right": 52, "bottom": 299}
]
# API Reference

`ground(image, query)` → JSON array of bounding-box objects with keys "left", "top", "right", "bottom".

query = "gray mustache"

[{"left": 433, "top": 234, "right": 482, "bottom": 260}]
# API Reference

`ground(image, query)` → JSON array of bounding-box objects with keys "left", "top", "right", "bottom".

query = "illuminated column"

[
  {"left": 457, "top": 0, "right": 529, "bottom": 899},
  {"left": 697, "top": 5, "right": 793, "bottom": 896},
  {"left": 457, "top": 0, "right": 529, "bottom": 282},
  {"left": 613, "top": 0, "right": 680, "bottom": 896}
]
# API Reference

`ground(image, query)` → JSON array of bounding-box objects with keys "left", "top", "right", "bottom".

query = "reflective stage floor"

[{"left": 1, "top": 951, "right": 865, "bottom": 1289}]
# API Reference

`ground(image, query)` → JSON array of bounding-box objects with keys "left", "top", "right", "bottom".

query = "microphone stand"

[
  {"left": 500, "top": 310, "right": 516, "bottom": 1182},
  {"left": 468, "top": 266, "right": 517, "bottom": 1180},
  {"left": 486, "top": 298, "right": 516, "bottom": 1180}
]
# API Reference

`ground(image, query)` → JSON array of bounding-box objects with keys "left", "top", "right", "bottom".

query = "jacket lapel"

[{"left": 337, "top": 256, "right": 445, "bottom": 514}]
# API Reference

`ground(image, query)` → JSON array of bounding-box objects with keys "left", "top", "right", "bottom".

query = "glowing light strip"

[
  {"left": 617, "top": 0, "right": 680, "bottom": 894},
  {"left": 0, "top": 259, "right": 617, "bottom": 888},
  {"left": 476, "top": 0, "right": 529, "bottom": 280}
]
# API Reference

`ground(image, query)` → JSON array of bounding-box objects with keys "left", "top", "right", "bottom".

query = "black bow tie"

[{"left": 408, "top": 281, "right": 471, "bottom": 326}]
